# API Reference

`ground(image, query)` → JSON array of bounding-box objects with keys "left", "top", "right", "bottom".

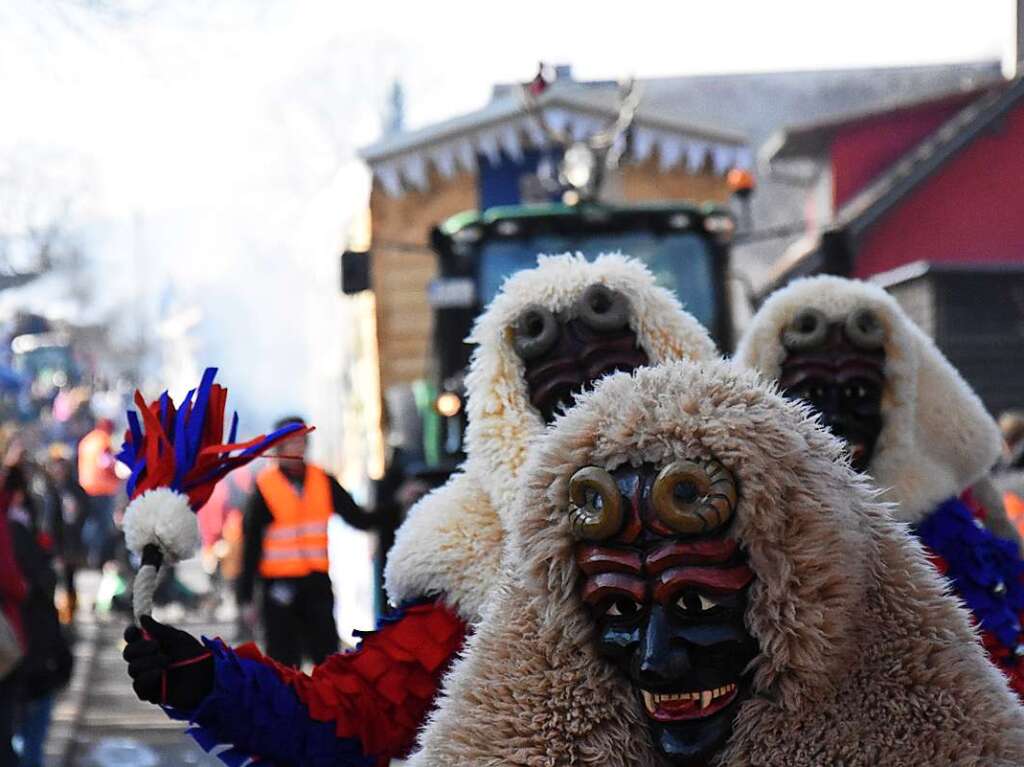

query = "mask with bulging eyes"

[
  {"left": 570, "top": 459, "right": 758, "bottom": 767},
  {"left": 511, "top": 283, "right": 649, "bottom": 423},
  {"left": 778, "top": 306, "right": 886, "bottom": 473}
]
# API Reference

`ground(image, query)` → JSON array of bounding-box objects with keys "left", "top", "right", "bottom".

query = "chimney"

[{"left": 1005, "top": 0, "right": 1024, "bottom": 78}]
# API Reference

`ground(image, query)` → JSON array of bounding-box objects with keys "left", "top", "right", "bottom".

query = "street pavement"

[
  {"left": 43, "top": 543, "right": 395, "bottom": 766},
  {"left": 45, "top": 565, "right": 235, "bottom": 767}
]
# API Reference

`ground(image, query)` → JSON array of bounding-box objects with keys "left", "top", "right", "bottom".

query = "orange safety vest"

[
  {"left": 1005, "top": 491, "right": 1024, "bottom": 539},
  {"left": 78, "top": 429, "right": 120, "bottom": 497},
  {"left": 257, "top": 465, "right": 333, "bottom": 579}
]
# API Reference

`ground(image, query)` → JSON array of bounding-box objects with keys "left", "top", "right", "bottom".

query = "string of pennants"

[{"left": 370, "top": 108, "right": 753, "bottom": 198}]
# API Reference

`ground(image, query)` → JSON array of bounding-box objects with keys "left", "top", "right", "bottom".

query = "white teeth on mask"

[
  {"left": 642, "top": 690, "right": 657, "bottom": 713},
  {"left": 643, "top": 684, "right": 737, "bottom": 710}
]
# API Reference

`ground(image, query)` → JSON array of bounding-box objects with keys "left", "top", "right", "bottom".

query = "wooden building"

[{"left": 343, "top": 71, "right": 750, "bottom": 475}]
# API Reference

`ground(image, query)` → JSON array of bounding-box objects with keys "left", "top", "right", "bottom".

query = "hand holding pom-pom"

[
  {"left": 118, "top": 368, "right": 311, "bottom": 624},
  {"left": 123, "top": 616, "right": 213, "bottom": 710}
]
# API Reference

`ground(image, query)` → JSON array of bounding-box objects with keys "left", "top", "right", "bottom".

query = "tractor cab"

[{"left": 423, "top": 200, "right": 735, "bottom": 471}]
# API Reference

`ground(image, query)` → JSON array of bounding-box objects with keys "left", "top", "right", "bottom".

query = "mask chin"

[
  {"left": 825, "top": 421, "right": 880, "bottom": 474},
  {"left": 651, "top": 709, "right": 737, "bottom": 766}
]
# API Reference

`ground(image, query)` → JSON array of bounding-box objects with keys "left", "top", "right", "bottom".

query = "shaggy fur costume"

[
  {"left": 411, "top": 361, "right": 1024, "bottom": 767},
  {"left": 734, "top": 275, "right": 1002, "bottom": 525},
  {"left": 385, "top": 253, "right": 717, "bottom": 622}
]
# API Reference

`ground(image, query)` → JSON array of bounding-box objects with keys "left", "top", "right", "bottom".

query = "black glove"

[{"left": 123, "top": 615, "right": 214, "bottom": 710}]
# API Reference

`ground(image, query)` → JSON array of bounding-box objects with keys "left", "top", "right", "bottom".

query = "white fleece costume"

[
  {"left": 735, "top": 275, "right": 1024, "bottom": 697},
  {"left": 385, "top": 253, "right": 718, "bottom": 623},
  {"left": 734, "top": 275, "right": 1001, "bottom": 524}
]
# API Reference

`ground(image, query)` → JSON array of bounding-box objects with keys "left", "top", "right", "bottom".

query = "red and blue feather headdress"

[{"left": 119, "top": 367, "right": 310, "bottom": 621}]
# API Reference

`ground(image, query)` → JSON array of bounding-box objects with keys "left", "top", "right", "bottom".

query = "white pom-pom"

[{"left": 122, "top": 487, "right": 200, "bottom": 563}]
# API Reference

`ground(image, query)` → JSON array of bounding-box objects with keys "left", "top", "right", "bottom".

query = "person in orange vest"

[
  {"left": 77, "top": 417, "right": 121, "bottom": 568},
  {"left": 237, "top": 416, "right": 375, "bottom": 667},
  {"left": 997, "top": 410, "right": 1024, "bottom": 538}
]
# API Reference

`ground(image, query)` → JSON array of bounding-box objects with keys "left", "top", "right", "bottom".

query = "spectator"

[
  {"left": 5, "top": 465, "right": 72, "bottom": 767},
  {"left": 43, "top": 445, "right": 89, "bottom": 623},
  {"left": 0, "top": 494, "right": 26, "bottom": 767},
  {"left": 77, "top": 418, "right": 120, "bottom": 568},
  {"left": 237, "top": 417, "right": 377, "bottom": 667},
  {"left": 997, "top": 410, "right": 1024, "bottom": 536}
]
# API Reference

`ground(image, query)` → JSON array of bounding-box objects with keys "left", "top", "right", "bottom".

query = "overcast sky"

[{"left": 0, "top": 0, "right": 1015, "bottom": 429}]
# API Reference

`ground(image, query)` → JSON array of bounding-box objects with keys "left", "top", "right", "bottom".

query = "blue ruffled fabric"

[
  {"left": 165, "top": 639, "right": 376, "bottom": 767},
  {"left": 915, "top": 497, "right": 1024, "bottom": 650}
]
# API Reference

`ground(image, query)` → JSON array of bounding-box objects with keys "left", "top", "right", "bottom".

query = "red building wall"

[
  {"left": 850, "top": 103, "right": 1024, "bottom": 278},
  {"left": 831, "top": 97, "right": 972, "bottom": 210}
]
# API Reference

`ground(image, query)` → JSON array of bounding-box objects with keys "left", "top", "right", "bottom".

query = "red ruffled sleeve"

[{"left": 236, "top": 599, "right": 466, "bottom": 761}]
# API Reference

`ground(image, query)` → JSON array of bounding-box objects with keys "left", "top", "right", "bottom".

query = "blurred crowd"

[
  {"left": 0, "top": 397, "right": 431, "bottom": 766},
  {"left": 0, "top": 411, "right": 116, "bottom": 767}
]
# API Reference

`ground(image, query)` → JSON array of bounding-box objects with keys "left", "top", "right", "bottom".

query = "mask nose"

[{"left": 634, "top": 605, "right": 692, "bottom": 688}]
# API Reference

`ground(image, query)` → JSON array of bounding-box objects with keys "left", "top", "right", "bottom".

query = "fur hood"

[
  {"left": 734, "top": 275, "right": 1001, "bottom": 523},
  {"left": 385, "top": 253, "right": 716, "bottom": 619},
  {"left": 412, "top": 360, "right": 1024, "bottom": 766},
  {"left": 463, "top": 252, "right": 717, "bottom": 520}
]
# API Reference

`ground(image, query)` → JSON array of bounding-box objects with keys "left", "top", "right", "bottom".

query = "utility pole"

[{"left": 1005, "top": 0, "right": 1024, "bottom": 78}]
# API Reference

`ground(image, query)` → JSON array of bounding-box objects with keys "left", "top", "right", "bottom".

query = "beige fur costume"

[
  {"left": 734, "top": 275, "right": 1005, "bottom": 527},
  {"left": 411, "top": 360, "right": 1024, "bottom": 767},
  {"left": 384, "top": 253, "right": 717, "bottom": 622}
]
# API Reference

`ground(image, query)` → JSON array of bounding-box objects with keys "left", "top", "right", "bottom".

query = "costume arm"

[
  {"left": 384, "top": 471, "right": 503, "bottom": 622},
  {"left": 329, "top": 477, "right": 377, "bottom": 532},
  {"left": 168, "top": 600, "right": 466, "bottom": 767}
]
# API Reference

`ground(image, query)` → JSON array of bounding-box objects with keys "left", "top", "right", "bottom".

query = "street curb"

[{"left": 53, "top": 621, "right": 101, "bottom": 767}]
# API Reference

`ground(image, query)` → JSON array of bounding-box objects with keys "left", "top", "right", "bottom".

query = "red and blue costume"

[
  {"left": 118, "top": 369, "right": 467, "bottom": 766},
  {"left": 916, "top": 496, "right": 1024, "bottom": 697},
  {"left": 164, "top": 601, "right": 466, "bottom": 766}
]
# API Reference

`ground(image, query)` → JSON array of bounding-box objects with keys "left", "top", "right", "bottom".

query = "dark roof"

[
  {"left": 632, "top": 61, "right": 1002, "bottom": 146},
  {"left": 763, "top": 76, "right": 1024, "bottom": 290},
  {"left": 764, "top": 82, "right": 1003, "bottom": 162},
  {"left": 359, "top": 80, "right": 746, "bottom": 164},
  {"left": 363, "top": 60, "right": 1005, "bottom": 281},
  {"left": 362, "top": 61, "right": 1002, "bottom": 163},
  {"left": 659, "top": 60, "right": 1004, "bottom": 281}
]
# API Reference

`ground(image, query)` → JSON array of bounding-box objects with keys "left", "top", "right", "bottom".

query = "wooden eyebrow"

[
  {"left": 644, "top": 538, "right": 740, "bottom": 575},
  {"left": 575, "top": 545, "right": 643, "bottom": 575},
  {"left": 581, "top": 572, "right": 646, "bottom": 605},
  {"left": 652, "top": 565, "right": 754, "bottom": 603}
]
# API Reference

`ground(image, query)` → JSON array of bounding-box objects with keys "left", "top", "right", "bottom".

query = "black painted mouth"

[{"left": 523, "top": 325, "right": 648, "bottom": 422}]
